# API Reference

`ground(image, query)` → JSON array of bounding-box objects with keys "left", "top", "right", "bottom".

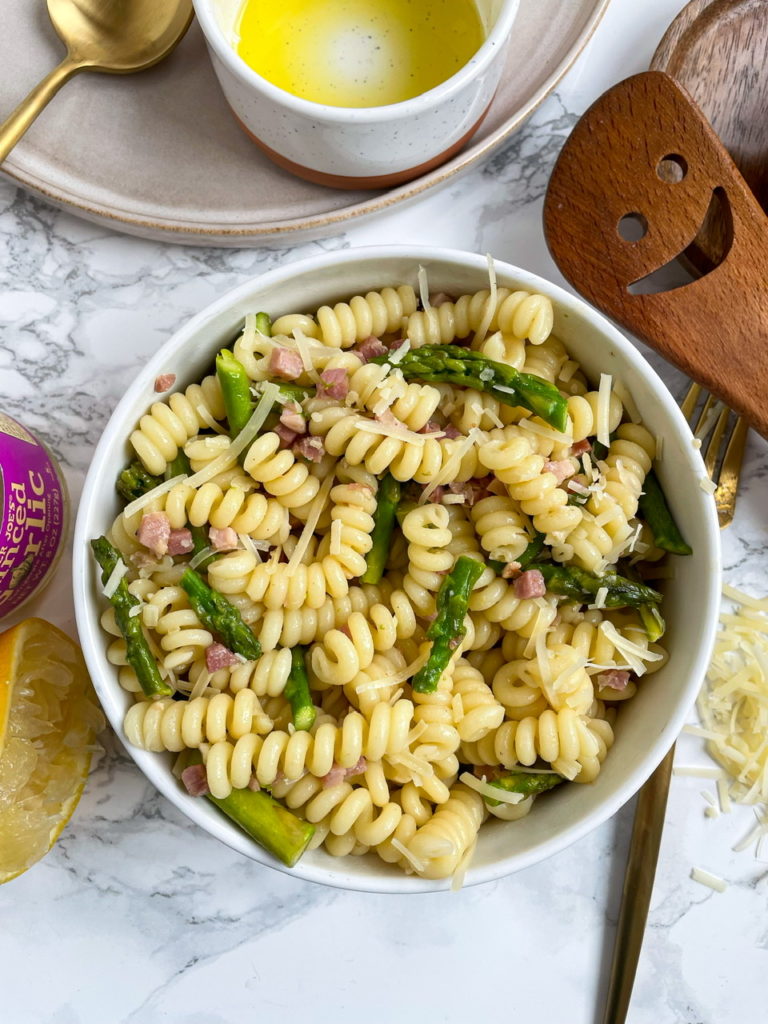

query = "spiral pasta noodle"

[
  {"left": 130, "top": 375, "right": 225, "bottom": 476},
  {"left": 405, "top": 288, "right": 554, "bottom": 348}
]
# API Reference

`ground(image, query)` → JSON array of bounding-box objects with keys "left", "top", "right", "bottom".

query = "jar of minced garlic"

[{"left": 0, "top": 412, "right": 68, "bottom": 624}]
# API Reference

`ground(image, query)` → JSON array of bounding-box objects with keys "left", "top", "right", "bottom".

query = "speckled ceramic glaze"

[{"left": 193, "top": 0, "right": 521, "bottom": 186}]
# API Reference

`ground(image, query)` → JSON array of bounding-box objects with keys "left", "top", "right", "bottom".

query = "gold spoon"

[{"left": 0, "top": 0, "right": 194, "bottom": 165}]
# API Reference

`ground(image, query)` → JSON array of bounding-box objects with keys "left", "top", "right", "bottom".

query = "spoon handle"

[{"left": 0, "top": 57, "right": 82, "bottom": 165}]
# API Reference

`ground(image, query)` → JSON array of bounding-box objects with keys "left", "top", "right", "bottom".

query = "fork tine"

[
  {"left": 704, "top": 405, "right": 731, "bottom": 479},
  {"left": 680, "top": 381, "right": 701, "bottom": 420},
  {"left": 715, "top": 415, "right": 749, "bottom": 529}
]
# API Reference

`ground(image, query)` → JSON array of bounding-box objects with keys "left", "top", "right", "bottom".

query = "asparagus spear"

[
  {"left": 91, "top": 536, "right": 172, "bottom": 697},
  {"left": 116, "top": 462, "right": 163, "bottom": 504},
  {"left": 373, "top": 344, "right": 568, "bottom": 432},
  {"left": 217, "top": 348, "right": 254, "bottom": 439},
  {"left": 638, "top": 470, "right": 692, "bottom": 555},
  {"left": 255, "top": 312, "right": 272, "bottom": 336},
  {"left": 165, "top": 450, "right": 192, "bottom": 479},
  {"left": 284, "top": 647, "right": 316, "bottom": 732},
  {"left": 621, "top": 561, "right": 666, "bottom": 642},
  {"left": 277, "top": 382, "right": 314, "bottom": 403},
  {"left": 488, "top": 531, "right": 545, "bottom": 575},
  {"left": 180, "top": 568, "right": 262, "bottom": 661},
  {"left": 185, "top": 752, "right": 314, "bottom": 867},
  {"left": 535, "top": 563, "right": 663, "bottom": 609},
  {"left": 361, "top": 474, "right": 400, "bottom": 585},
  {"left": 412, "top": 556, "right": 485, "bottom": 694},
  {"left": 485, "top": 770, "right": 564, "bottom": 805}
]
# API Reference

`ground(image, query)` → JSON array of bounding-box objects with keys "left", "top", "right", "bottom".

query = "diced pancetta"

[
  {"left": 208, "top": 526, "right": 239, "bottom": 551},
  {"left": 205, "top": 642, "right": 240, "bottom": 672},
  {"left": 154, "top": 373, "right": 176, "bottom": 393},
  {"left": 317, "top": 368, "right": 349, "bottom": 400},
  {"left": 167, "top": 528, "right": 194, "bottom": 556},
  {"left": 137, "top": 512, "right": 171, "bottom": 557},
  {"left": 513, "top": 569, "right": 546, "bottom": 599},
  {"left": 269, "top": 347, "right": 303, "bottom": 380},
  {"left": 181, "top": 764, "right": 209, "bottom": 796}
]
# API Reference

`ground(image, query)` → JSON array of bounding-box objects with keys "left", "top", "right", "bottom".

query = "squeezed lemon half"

[{"left": 0, "top": 618, "right": 104, "bottom": 884}]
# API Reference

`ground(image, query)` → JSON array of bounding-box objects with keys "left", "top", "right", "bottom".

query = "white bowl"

[
  {"left": 192, "top": 0, "right": 520, "bottom": 188},
  {"left": 73, "top": 246, "right": 721, "bottom": 893}
]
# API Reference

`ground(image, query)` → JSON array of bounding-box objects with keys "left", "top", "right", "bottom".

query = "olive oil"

[{"left": 236, "top": 0, "right": 486, "bottom": 108}]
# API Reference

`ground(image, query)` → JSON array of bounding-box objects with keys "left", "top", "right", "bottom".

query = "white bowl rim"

[
  {"left": 73, "top": 244, "right": 721, "bottom": 893},
  {"left": 191, "top": 0, "right": 520, "bottom": 122}
]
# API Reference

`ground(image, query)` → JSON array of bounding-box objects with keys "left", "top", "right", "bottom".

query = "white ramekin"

[
  {"left": 73, "top": 246, "right": 721, "bottom": 893},
  {"left": 192, "top": 0, "right": 520, "bottom": 188}
]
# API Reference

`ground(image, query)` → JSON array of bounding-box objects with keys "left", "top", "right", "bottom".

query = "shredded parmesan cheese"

[
  {"left": 195, "top": 404, "right": 226, "bottom": 434},
  {"left": 189, "top": 546, "right": 214, "bottom": 570},
  {"left": 388, "top": 339, "right": 411, "bottom": 364},
  {"left": 237, "top": 534, "right": 265, "bottom": 561},
  {"left": 459, "top": 771, "right": 525, "bottom": 805},
  {"left": 391, "top": 837, "right": 426, "bottom": 874},
  {"left": 420, "top": 428, "right": 482, "bottom": 503},
  {"left": 189, "top": 669, "right": 212, "bottom": 700},
  {"left": 598, "top": 620, "right": 663, "bottom": 675},
  {"left": 329, "top": 518, "right": 343, "bottom": 557},
  {"left": 123, "top": 474, "right": 188, "bottom": 521},
  {"left": 184, "top": 382, "right": 280, "bottom": 490},
  {"left": 417, "top": 266, "right": 430, "bottom": 312},
  {"left": 472, "top": 253, "right": 497, "bottom": 345},
  {"left": 102, "top": 558, "right": 128, "bottom": 598},
  {"left": 590, "top": 586, "right": 608, "bottom": 610},
  {"left": 354, "top": 417, "right": 434, "bottom": 445},
  {"left": 690, "top": 867, "right": 727, "bottom": 893},
  {"left": 699, "top": 475, "right": 717, "bottom": 495},
  {"left": 596, "top": 373, "right": 612, "bottom": 448},
  {"left": 285, "top": 475, "right": 334, "bottom": 576}
]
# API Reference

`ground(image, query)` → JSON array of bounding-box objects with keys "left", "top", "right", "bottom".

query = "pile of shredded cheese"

[{"left": 681, "top": 584, "right": 768, "bottom": 890}]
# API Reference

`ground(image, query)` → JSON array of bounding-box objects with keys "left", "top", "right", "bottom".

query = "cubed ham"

[
  {"left": 137, "top": 512, "right": 171, "bottom": 557},
  {"left": 571, "top": 439, "right": 592, "bottom": 457},
  {"left": 205, "top": 642, "right": 240, "bottom": 673},
  {"left": 293, "top": 436, "right": 325, "bottom": 462},
  {"left": 181, "top": 764, "right": 209, "bottom": 797},
  {"left": 317, "top": 368, "right": 349, "bottom": 400},
  {"left": 443, "top": 424, "right": 463, "bottom": 439},
  {"left": 597, "top": 670, "right": 631, "bottom": 692},
  {"left": 279, "top": 403, "right": 307, "bottom": 435},
  {"left": 513, "top": 569, "right": 547, "bottom": 599},
  {"left": 167, "top": 528, "right": 194, "bottom": 556},
  {"left": 430, "top": 486, "right": 446, "bottom": 502},
  {"left": 154, "top": 373, "right": 176, "bottom": 393},
  {"left": 275, "top": 423, "right": 299, "bottom": 449},
  {"left": 247, "top": 777, "right": 261, "bottom": 792},
  {"left": 418, "top": 420, "right": 444, "bottom": 435},
  {"left": 208, "top": 526, "right": 239, "bottom": 551},
  {"left": 322, "top": 756, "right": 368, "bottom": 788},
  {"left": 472, "top": 764, "right": 501, "bottom": 782},
  {"left": 447, "top": 476, "right": 494, "bottom": 506},
  {"left": 429, "top": 292, "right": 454, "bottom": 307},
  {"left": 355, "top": 336, "right": 388, "bottom": 362},
  {"left": 501, "top": 561, "right": 522, "bottom": 579},
  {"left": 269, "top": 346, "right": 303, "bottom": 380},
  {"left": 544, "top": 459, "right": 576, "bottom": 483}
]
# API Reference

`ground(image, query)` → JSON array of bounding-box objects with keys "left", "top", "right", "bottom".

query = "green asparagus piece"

[
  {"left": 373, "top": 344, "right": 568, "bottom": 432},
  {"left": 488, "top": 531, "right": 545, "bottom": 575},
  {"left": 284, "top": 647, "right": 316, "bottom": 732},
  {"left": 165, "top": 450, "right": 192, "bottom": 479},
  {"left": 255, "top": 312, "right": 272, "bottom": 336},
  {"left": 180, "top": 568, "right": 262, "bottom": 661},
  {"left": 638, "top": 470, "right": 692, "bottom": 555},
  {"left": 485, "top": 770, "right": 564, "bottom": 805},
  {"left": 116, "top": 462, "right": 163, "bottom": 504},
  {"left": 90, "top": 536, "right": 172, "bottom": 697},
  {"left": 412, "top": 556, "right": 485, "bottom": 694},
  {"left": 277, "top": 382, "right": 314, "bottom": 403},
  {"left": 361, "top": 474, "right": 401, "bottom": 585},
  {"left": 536, "top": 563, "right": 663, "bottom": 610},
  {"left": 187, "top": 525, "right": 222, "bottom": 571},
  {"left": 217, "top": 348, "right": 254, "bottom": 438},
  {"left": 185, "top": 752, "right": 314, "bottom": 867},
  {"left": 621, "top": 561, "right": 666, "bottom": 641}
]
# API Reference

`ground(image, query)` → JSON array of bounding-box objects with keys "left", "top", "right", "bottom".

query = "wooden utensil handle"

[{"left": 544, "top": 71, "right": 768, "bottom": 438}]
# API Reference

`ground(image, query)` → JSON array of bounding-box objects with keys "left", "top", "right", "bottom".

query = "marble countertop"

[{"left": 2, "top": 1, "right": 767, "bottom": 1021}]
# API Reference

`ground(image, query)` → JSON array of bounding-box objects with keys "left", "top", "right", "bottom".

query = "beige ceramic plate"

[{"left": 0, "top": 0, "right": 610, "bottom": 245}]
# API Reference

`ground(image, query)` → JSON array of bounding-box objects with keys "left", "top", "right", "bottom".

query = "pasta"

[{"left": 95, "top": 268, "right": 683, "bottom": 881}]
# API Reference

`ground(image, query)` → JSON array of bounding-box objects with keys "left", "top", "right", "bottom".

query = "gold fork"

[
  {"left": 602, "top": 387, "right": 748, "bottom": 1024},
  {"left": 681, "top": 383, "right": 749, "bottom": 528}
]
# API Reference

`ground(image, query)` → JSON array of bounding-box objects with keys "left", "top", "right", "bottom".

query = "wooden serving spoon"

[
  {"left": 542, "top": 70, "right": 768, "bottom": 440},
  {"left": 0, "top": 0, "right": 194, "bottom": 165}
]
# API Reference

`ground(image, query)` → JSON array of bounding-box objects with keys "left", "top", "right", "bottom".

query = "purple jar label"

[{"left": 0, "top": 412, "right": 66, "bottom": 620}]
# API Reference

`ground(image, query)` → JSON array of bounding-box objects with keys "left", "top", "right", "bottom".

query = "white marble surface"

[{"left": 2, "top": 1, "right": 767, "bottom": 1021}]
